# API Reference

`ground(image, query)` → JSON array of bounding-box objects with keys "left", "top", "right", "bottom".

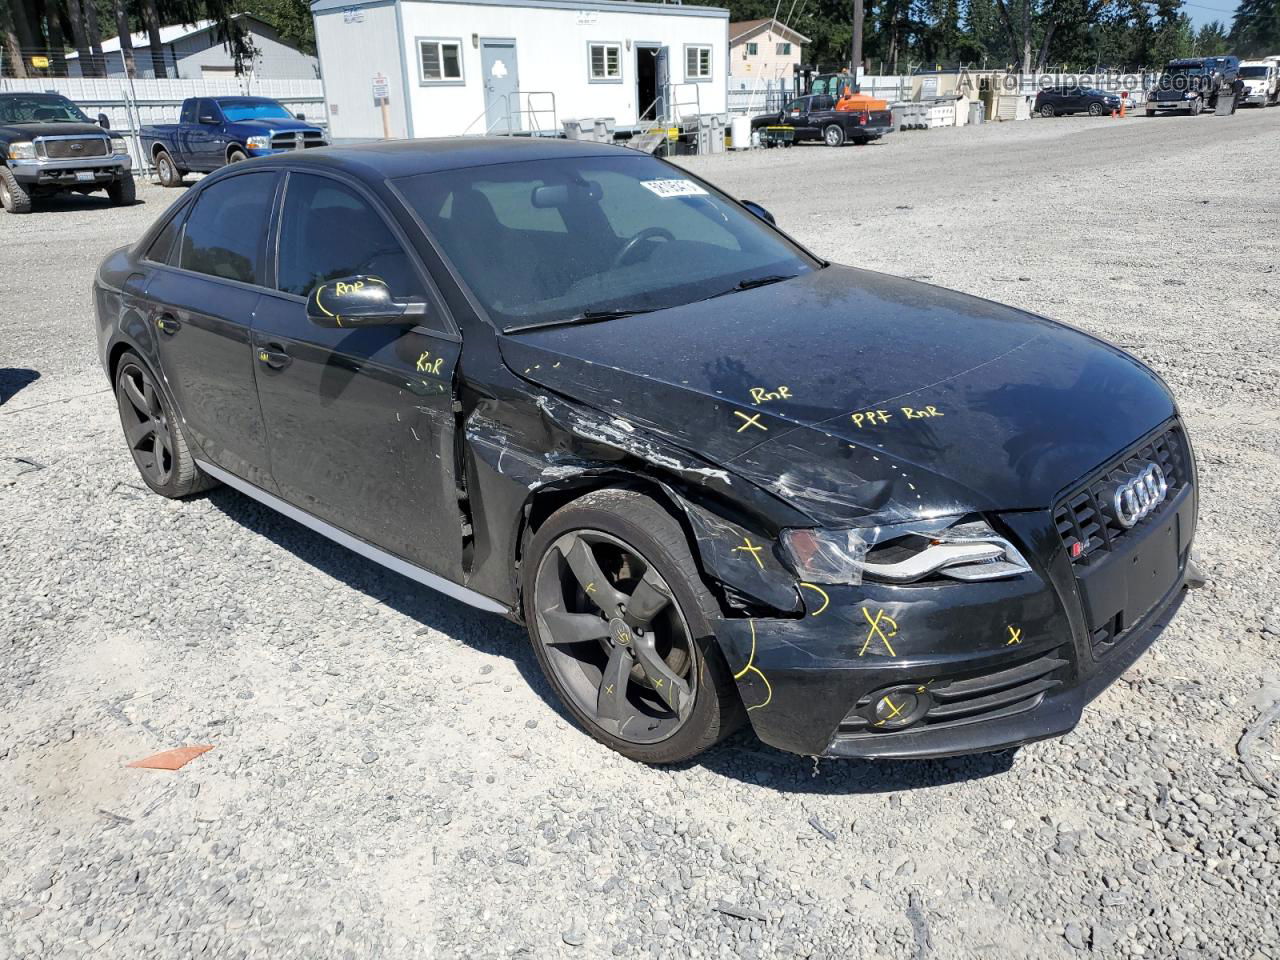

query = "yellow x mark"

[
  {"left": 1006, "top": 625, "right": 1022, "bottom": 646},
  {"left": 859, "top": 607, "right": 899, "bottom": 657},
  {"left": 734, "top": 411, "right": 768, "bottom": 433}
]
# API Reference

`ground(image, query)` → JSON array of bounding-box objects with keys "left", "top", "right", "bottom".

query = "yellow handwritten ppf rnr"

[
  {"left": 1006, "top": 625, "right": 1022, "bottom": 645},
  {"left": 733, "top": 536, "right": 765, "bottom": 569},
  {"left": 859, "top": 607, "right": 899, "bottom": 657}
]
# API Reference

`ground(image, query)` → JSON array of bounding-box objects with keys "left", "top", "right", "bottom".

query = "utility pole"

[{"left": 851, "top": 0, "right": 864, "bottom": 75}]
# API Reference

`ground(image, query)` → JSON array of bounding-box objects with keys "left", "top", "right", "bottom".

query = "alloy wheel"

[
  {"left": 533, "top": 530, "right": 697, "bottom": 744},
  {"left": 115, "top": 361, "right": 175, "bottom": 487}
]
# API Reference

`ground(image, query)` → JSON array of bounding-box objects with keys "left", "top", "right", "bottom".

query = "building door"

[
  {"left": 636, "top": 44, "right": 660, "bottom": 120},
  {"left": 655, "top": 46, "right": 670, "bottom": 120},
  {"left": 481, "top": 40, "right": 521, "bottom": 134}
]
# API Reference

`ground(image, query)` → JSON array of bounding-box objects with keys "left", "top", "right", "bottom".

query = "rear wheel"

[
  {"left": 114, "top": 352, "right": 217, "bottom": 498},
  {"left": 106, "top": 175, "right": 135, "bottom": 206},
  {"left": 0, "top": 166, "right": 32, "bottom": 213},
  {"left": 154, "top": 149, "right": 183, "bottom": 187},
  {"left": 523, "top": 489, "right": 743, "bottom": 764},
  {"left": 823, "top": 124, "right": 845, "bottom": 147},
  {"left": 1039, "top": 104, "right": 1055, "bottom": 118}
]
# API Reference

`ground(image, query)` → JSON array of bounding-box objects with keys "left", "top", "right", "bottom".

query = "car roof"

[
  {"left": 239, "top": 136, "right": 642, "bottom": 182},
  {"left": 0, "top": 92, "right": 69, "bottom": 100}
]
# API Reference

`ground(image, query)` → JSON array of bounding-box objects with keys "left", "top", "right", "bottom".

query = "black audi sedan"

[{"left": 94, "top": 138, "right": 1197, "bottom": 764}]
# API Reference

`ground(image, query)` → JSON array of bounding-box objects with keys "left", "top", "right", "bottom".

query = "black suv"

[
  {"left": 1034, "top": 86, "right": 1122, "bottom": 117},
  {"left": 0, "top": 92, "right": 134, "bottom": 213}
]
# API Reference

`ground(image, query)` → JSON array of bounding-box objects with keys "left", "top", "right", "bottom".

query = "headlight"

[
  {"left": 781, "top": 516, "right": 1031, "bottom": 585},
  {"left": 7, "top": 141, "right": 35, "bottom": 160},
  {"left": 246, "top": 135, "right": 271, "bottom": 149},
  {"left": 110, "top": 137, "right": 129, "bottom": 155}
]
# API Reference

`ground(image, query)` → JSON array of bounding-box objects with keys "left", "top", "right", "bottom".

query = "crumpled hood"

[{"left": 499, "top": 265, "right": 1176, "bottom": 526}]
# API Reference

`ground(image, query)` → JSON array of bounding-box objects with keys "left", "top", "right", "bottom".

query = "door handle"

[
  {"left": 257, "top": 343, "right": 291, "bottom": 370},
  {"left": 155, "top": 313, "right": 181, "bottom": 335}
]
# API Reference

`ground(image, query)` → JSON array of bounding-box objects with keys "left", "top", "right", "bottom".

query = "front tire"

[
  {"left": 227, "top": 147, "right": 248, "bottom": 164},
  {"left": 523, "top": 489, "right": 743, "bottom": 764},
  {"left": 106, "top": 175, "right": 136, "bottom": 206},
  {"left": 114, "top": 352, "right": 217, "bottom": 498},
  {"left": 1190, "top": 96, "right": 1203, "bottom": 116},
  {"left": 0, "top": 166, "right": 33, "bottom": 213},
  {"left": 1089, "top": 101, "right": 1105, "bottom": 116},
  {"left": 823, "top": 124, "right": 845, "bottom": 147}
]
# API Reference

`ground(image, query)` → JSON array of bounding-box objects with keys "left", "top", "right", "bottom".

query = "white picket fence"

[{"left": 0, "top": 75, "right": 327, "bottom": 173}]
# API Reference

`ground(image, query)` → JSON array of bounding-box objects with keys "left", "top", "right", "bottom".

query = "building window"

[
  {"left": 745, "top": 42, "right": 758, "bottom": 56},
  {"left": 588, "top": 42, "right": 622, "bottom": 82},
  {"left": 418, "top": 38, "right": 463, "bottom": 84},
  {"left": 685, "top": 44, "right": 712, "bottom": 81},
  {"left": 776, "top": 42, "right": 792, "bottom": 55}
]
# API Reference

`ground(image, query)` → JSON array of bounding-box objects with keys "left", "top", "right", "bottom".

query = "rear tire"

[
  {"left": 114, "top": 351, "right": 217, "bottom": 499},
  {"left": 154, "top": 149, "right": 183, "bottom": 187},
  {"left": 823, "top": 124, "right": 845, "bottom": 147},
  {"left": 107, "top": 175, "right": 136, "bottom": 206},
  {"left": 0, "top": 166, "right": 33, "bottom": 214},
  {"left": 1039, "top": 104, "right": 1055, "bottom": 118},
  {"left": 523, "top": 488, "right": 744, "bottom": 764}
]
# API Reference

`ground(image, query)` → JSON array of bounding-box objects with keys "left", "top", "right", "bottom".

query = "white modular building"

[{"left": 311, "top": 0, "right": 729, "bottom": 140}]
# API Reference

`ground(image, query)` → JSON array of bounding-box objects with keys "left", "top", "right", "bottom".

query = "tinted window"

[
  {"left": 180, "top": 99, "right": 195, "bottom": 124},
  {"left": 397, "top": 154, "right": 814, "bottom": 329},
  {"left": 179, "top": 173, "right": 274, "bottom": 285},
  {"left": 277, "top": 173, "right": 424, "bottom": 299},
  {"left": 144, "top": 206, "right": 185, "bottom": 264}
]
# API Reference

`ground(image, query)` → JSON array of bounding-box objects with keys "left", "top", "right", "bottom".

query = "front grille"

[
  {"left": 1053, "top": 422, "right": 1188, "bottom": 565},
  {"left": 270, "top": 131, "right": 326, "bottom": 151},
  {"left": 836, "top": 648, "right": 1069, "bottom": 738},
  {"left": 39, "top": 136, "right": 109, "bottom": 159}
]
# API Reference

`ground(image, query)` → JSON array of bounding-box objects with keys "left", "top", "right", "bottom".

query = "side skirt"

[{"left": 195, "top": 458, "right": 511, "bottom": 616}]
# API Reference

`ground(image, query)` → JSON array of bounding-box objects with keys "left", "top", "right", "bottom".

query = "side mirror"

[
  {"left": 198, "top": 114, "right": 219, "bottom": 125},
  {"left": 307, "top": 276, "right": 425, "bottom": 328},
  {"left": 295, "top": 112, "right": 306, "bottom": 121},
  {"left": 97, "top": 112, "right": 110, "bottom": 129},
  {"left": 740, "top": 200, "right": 776, "bottom": 225}
]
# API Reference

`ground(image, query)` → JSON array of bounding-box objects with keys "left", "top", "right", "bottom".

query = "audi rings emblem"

[{"left": 1111, "top": 463, "right": 1168, "bottom": 528}]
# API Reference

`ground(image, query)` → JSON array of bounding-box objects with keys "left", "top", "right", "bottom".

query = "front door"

[
  {"left": 146, "top": 169, "right": 278, "bottom": 486},
  {"left": 251, "top": 170, "right": 465, "bottom": 579},
  {"left": 481, "top": 40, "right": 520, "bottom": 134}
]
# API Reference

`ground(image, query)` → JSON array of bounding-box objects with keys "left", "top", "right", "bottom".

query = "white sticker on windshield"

[{"left": 640, "top": 178, "right": 709, "bottom": 198}]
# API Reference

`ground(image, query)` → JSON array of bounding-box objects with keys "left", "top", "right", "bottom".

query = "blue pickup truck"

[{"left": 139, "top": 96, "right": 326, "bottom": 186}]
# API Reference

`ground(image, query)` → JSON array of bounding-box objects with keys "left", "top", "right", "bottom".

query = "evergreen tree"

[{"left": 1229, "top": 0, "right": 1280, "bottom": 55}]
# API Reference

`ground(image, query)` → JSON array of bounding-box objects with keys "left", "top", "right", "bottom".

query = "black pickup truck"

[
  {"left": 1145, "top": 57, "right": 1241, "bottom": 115},
  {"left": 0, "top": 92, "right": 134, "bottom": 214},
  {"left": 752, "top": 94, "right": 893, "bottom": 146}
]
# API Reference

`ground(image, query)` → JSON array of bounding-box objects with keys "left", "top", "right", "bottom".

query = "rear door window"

[{"left": 179, "top": 172, "right": 276, "bottom": 285}]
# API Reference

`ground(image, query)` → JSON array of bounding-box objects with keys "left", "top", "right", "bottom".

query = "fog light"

[{"left": 869, "top": 686, "right": 931, "bottom": 730}]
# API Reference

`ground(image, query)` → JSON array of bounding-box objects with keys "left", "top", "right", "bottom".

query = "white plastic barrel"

[{"left": 730, "top": 116, "right": 751, "bottom": 150}]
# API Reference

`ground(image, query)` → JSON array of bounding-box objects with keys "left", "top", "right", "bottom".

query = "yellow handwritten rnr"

[
  {"left": 749, "top": 386, "right": 792, "bottom": 405},
  {"left": 416, "top": 352, "right": 443, "bottom": 375}
]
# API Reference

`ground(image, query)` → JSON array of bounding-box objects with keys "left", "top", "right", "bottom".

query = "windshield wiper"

[
  {"left": 505, "top": 307, "right": 655, "bottom": 334},
  {"left": 705, "top": 273, "right": 798, "bottom": 300}
]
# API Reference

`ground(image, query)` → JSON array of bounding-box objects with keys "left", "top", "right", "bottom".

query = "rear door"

[
  {"left": 145, "top": 169, "right": 278, "bottom": 487},
  {"left": 251, "top": 170, "right": 466, "bottom": 578}
]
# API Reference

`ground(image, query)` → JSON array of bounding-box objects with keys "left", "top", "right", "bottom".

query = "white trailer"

[{"left": 311, "top": 0, "right": 729, "bottom": 141}]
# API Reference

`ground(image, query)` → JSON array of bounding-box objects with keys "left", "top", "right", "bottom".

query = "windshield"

[
  {"left": 218, "top": 100, "right": 292, "bottom": 122},
  {"left": 1239, "top": 66, "right": 1268, "bottom": 77},
  {"left": 0, "top": 94, "right": 92, "bottom": 124},
  {"left": 394, "top": 154, "right": 816, "bottom": 331}
]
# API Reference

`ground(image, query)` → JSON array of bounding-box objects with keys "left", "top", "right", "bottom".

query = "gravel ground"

[{"left": 2, "top": 111, "right": 1279, "bottom": 960}]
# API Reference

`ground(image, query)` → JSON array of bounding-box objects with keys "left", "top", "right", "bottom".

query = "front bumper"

[
  {"left": 8, "top": 154, "right": 131, "bottom": 186},
  {"left": 1242, "top": 93, "right": 1268, "bottom": 105},
  {"left": 713, "top": 476, "right": 1196, "bottom": 759},
  {"left": 1146, "top": 99, "right": 1197, "bottom": 111}
]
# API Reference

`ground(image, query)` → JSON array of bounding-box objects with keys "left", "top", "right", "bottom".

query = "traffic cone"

[{"left": 1119, "top": 101, "right": 1126, "bottom": 118}]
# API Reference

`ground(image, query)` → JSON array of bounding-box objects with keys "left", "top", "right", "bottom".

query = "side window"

[
  {"left": 785, "top": 98, "right": 805, "bottom": 112},
  {"left": 144, "top": 204, "right": 186, "bottom": 264},
  {"left": 813, "top": 95, "right": 835, "bottom": 110},
  {"left": 179, "top": 172, "right": 275, "bottom": 285},
  {"left": 180, "top": 100, "right": 195, "bottom": 124},
  {"left": 277, "top": 173, "right": 425, "bottom": 301}
]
